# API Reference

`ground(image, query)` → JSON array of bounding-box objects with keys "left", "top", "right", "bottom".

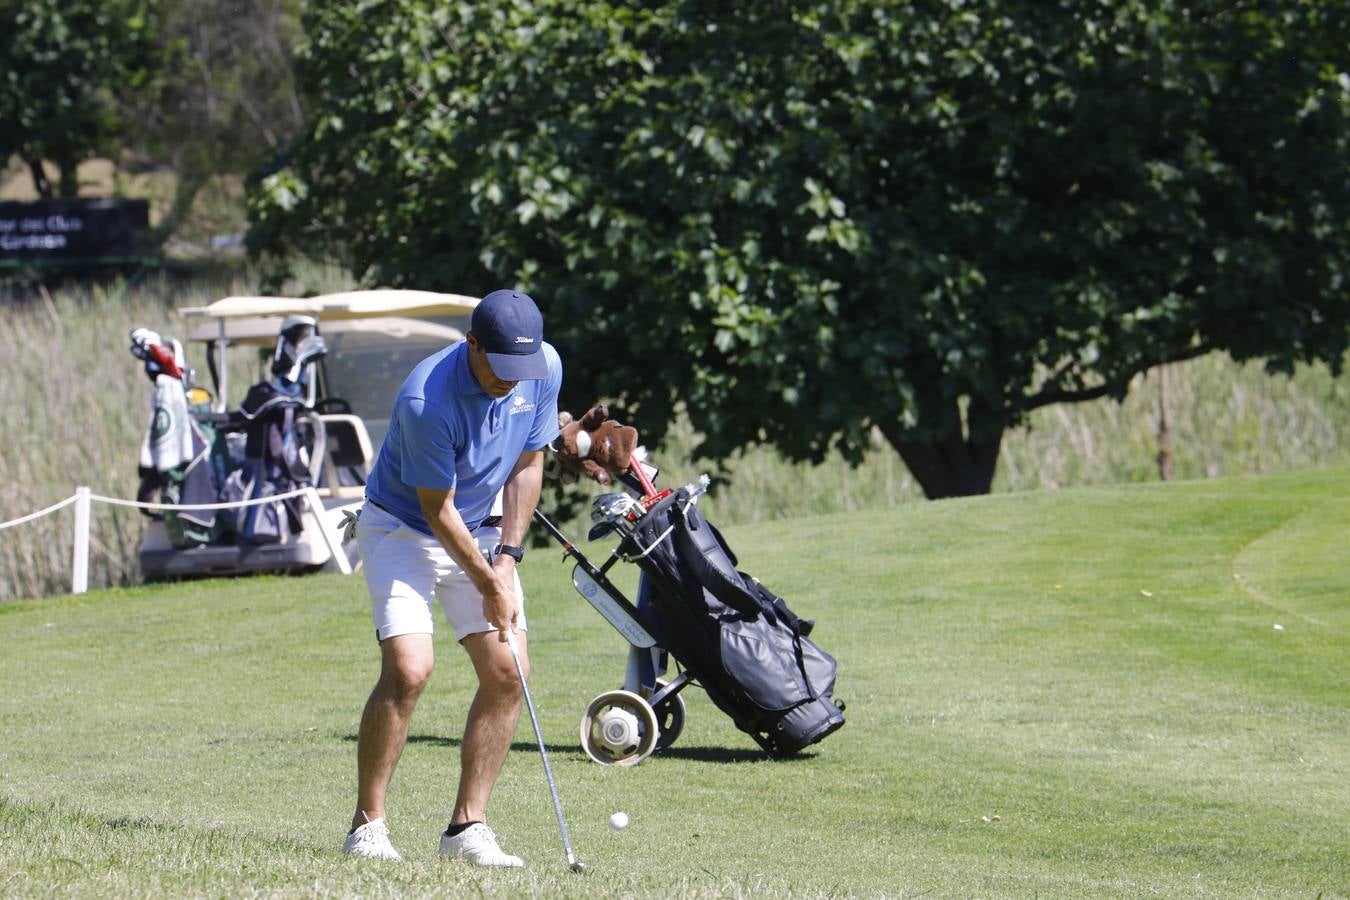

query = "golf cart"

[{"left": 137, "top": 290, "right": 478, "bottom": 581}]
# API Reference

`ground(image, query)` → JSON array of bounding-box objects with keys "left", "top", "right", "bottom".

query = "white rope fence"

[
  {"left": 0, "top": 485, "right": 352, "bottom": 594},
  {"left": 0, "top": 494, "right": 82, "bottom": 529}
]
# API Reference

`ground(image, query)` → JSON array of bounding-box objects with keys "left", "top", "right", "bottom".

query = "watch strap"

[{"left": 494, "top": 543, "right": 525, "bottom": 562}]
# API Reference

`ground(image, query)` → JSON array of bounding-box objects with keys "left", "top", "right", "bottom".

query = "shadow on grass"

[
  {"left": 653, "top": 745, "right": 814, "bottom": 764},
  {"left": 341, "top": 733, "right": 811, "bottom": 764},
  {"left": 343, "top": 732, "right": 585, "bottom": 756}
]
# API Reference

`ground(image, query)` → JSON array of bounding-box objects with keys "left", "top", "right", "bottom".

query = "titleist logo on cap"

[{"left": 472, "top": 288, "right": 549, "bottom": 380}]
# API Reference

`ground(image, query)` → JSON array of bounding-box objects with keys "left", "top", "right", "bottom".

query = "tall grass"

[
  {"left": 660, "top": 353, "right": 1350, "bottom": 525},
  {"left": 2, "top": 267, "right": 1347, "bottom": 601},
  {"left": 0, "top": 263, "right": 351, "bottom": 601}
]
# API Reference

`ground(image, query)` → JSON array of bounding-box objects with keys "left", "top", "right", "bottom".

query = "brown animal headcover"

[{"left": 547, "top": 404, "right": 639, "bottom": 485}]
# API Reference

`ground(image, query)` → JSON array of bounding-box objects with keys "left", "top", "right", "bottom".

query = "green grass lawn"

[{"left": 1, "top": 468, "right": 1346, "bottom": 898}]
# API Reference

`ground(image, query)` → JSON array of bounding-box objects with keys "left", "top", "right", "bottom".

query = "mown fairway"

[{"left": 1, "top": 468, "right": 1346, "bottom": 898}]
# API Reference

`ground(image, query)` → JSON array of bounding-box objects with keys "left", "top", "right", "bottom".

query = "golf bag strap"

[
  {"left": 742, "top": 574, "right": 814, "bottom": 636},
  {"left": 672, "top": 500, "right": 761, "bottom": 616}
]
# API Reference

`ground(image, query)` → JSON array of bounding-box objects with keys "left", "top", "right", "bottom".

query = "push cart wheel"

[
  {"left": 580, "top": 690, "right": 659, "bottom": 766},
  {"left": 645, "top": 680, "right": 686, "bottom": 753}
]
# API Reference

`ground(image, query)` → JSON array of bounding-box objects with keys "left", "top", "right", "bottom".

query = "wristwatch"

[{"left": 494, "top": 543, "right": 525, "bottom": 563}]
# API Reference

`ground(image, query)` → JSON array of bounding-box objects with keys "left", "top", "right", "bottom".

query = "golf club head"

[
  {"left": 591, "top": 491, "right": 641, "bottom": 526},
  {"left": 569, "top": 859, "right": 587, "bottom": 873},
  {"left": 271, "top": 315, "right": 326, "bottom": 385},
  {"left": 589, "top": 492, "right": 626, "bottom": 523},
  {"left": 587, "top": 520, "right": 620, "bottom": 542},
  {"left": 128, "top": 327, "right": 162, "bottom": 360}
]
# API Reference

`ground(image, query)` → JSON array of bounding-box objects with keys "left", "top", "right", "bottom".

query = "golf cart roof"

[
  {"left": 183, "top": 314, "right": 467, "bottom": 347},
  {"left": 178, "top": 289, "right": 479, "bottom": 347},
  {"left": 179, "top": 289, "right": 479, "bottom": 322}
]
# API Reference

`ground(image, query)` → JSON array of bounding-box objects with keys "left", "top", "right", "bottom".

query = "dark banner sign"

[{"left": 0, "top": 198, "right": 150, "bottom": 262}]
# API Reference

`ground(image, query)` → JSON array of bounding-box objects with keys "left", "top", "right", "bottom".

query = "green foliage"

[
  {"left": 0, "top": 0, "right": 163, "bottom": 195},
  {"left": 0, "top": 0, "right": 304, "bottom": 245},
  {"left": 251, "top": 1, "right": 1350, "bottom": 498},
  {"left": 125, "top": 0, "right": 307, "bottom": 240}
]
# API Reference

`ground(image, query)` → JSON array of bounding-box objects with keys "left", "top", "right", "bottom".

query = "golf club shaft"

[{"left": 504, "top": 630, "right": 579, "bottom": 868}]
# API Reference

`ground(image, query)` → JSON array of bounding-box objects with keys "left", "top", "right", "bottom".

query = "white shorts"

[{"left": 355, "top": 503, "right": 527, "bottom": 642}]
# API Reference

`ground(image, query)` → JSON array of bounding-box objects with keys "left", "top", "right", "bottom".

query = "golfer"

[{"left": 342, "top": 289, "right": 561, "bottom": 867}]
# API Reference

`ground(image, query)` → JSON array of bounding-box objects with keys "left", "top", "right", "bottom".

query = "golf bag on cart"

[
  {"left": 130, "top": 327, "right": 218, "bottom": 548},
  {"left": 618, "top": 485, "right": 845, "bottom": 757},
  {"left": 223, "top": 315, "right": 328, "bottom": 544}
]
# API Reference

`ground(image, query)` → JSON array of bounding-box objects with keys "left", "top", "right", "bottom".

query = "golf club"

[{"left": 504, "top": 629, "right": 586, "bottom": 873}]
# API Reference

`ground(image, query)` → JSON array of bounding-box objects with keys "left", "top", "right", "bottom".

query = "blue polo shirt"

[{"left": 365, "top": 339, "right": 562, "bottom": 535}]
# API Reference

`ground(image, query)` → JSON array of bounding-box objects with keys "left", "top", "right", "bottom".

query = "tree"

[
  {"left": 0, "top": 0, "right": 161, "bottom": 197},
  {"left": 250, "top": 1, "right": 1350, "bottom": 498},
  {"left": 125, "top": 0, "right": 306, "bottom": 241},
  {"left": 1, "top": 0, "right": 304, "bottom": 246}
]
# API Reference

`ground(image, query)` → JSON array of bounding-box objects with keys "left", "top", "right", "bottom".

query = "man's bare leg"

[
  {"left": 450, "top": 630, "right": 528, "bottom": 824},
  {"left": 352, "top": 633, "right": 435, "bottom": 831}
]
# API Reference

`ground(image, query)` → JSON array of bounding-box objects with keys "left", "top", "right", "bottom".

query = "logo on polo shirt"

[{"left": 509, "top": 395, "right": 535, "bottom": 415}]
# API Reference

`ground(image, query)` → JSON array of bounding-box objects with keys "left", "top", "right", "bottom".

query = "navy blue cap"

[{"left": 471, "top": 289, "right": 548, "bottom": 380}]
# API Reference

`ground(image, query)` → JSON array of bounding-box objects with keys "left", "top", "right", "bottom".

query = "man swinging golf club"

[{"left": 343, "top": 289, "right": 561, "bottom": 866}]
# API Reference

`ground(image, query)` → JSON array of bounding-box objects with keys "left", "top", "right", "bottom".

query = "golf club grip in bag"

[{"left": 622, "top": 489, "right": 845, "bottom": 756}]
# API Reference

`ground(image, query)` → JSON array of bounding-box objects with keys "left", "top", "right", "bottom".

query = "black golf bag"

[
  {"left": 621, "top": 488, "right": 845, "bottom": 756},
  {"left": 220, "top": 315, "right": 328, "bottom": 545},
  {"left": 226, "top": 383, "right": 313, "bottom": 543}
]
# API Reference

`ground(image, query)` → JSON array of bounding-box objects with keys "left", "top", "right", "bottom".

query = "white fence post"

[
  {"left": 305, "top": 487, "right": 352, "bottom": 575},
  {"left": 72, "top": 486, "right": 91, "bottom": 594}
]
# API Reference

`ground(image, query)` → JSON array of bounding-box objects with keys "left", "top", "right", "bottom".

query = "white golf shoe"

[
  {"left": 439, "top": 822, "right": 524, "bottom": 868},
  {"left": 343, "top": 818, "right": 402, "bottom": 861}
]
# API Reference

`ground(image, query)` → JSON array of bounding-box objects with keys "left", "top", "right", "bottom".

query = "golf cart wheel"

[
  {"left": 644, "top": 680, "right": 686, "bottom": 753},
  {"left": 579, "top": 690, "right": 659, "bottom": 767}
]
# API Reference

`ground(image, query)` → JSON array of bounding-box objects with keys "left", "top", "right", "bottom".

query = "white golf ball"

[{"left": 609, "top": 811, "right": 629, "bottom": 830}]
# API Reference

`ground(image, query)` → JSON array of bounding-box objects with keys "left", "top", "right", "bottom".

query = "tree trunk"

[
  {"left": 877, "top": 398, "right": 1005, "bottom": 499},
  {"left": 147, "top": 170, "right": 206, "bottom": 249},
  {"left": 55, "top": 153, "right": 79, "bottom": 198},
  {"left": 21, "top": 148, "right": 53, "bottom": 198},
  {"left": 1156, "top": 365, "right": 1174, "bottom": 481}
]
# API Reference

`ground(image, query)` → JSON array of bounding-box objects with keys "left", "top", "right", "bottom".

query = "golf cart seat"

[{"left": 319, "top": 412, "right": 374, "bottom": 498}]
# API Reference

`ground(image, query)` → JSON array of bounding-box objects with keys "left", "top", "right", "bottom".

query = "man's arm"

[
  {"left": 497, "top": 449, "right": 545, "bottom": 549},
  {"left": 477, "top": 450, "right": 545, "bottom": 634},
  {"left": 416, "top": 486, "right": 520, "bottom": 634}
]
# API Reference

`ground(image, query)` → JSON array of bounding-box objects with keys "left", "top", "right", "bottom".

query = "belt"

[
  {"left": 365, "top": 497, "right": 398, "bottom": 518},
  {"left": 364, "top": 498, "right": 501, "bottom": 531}
]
